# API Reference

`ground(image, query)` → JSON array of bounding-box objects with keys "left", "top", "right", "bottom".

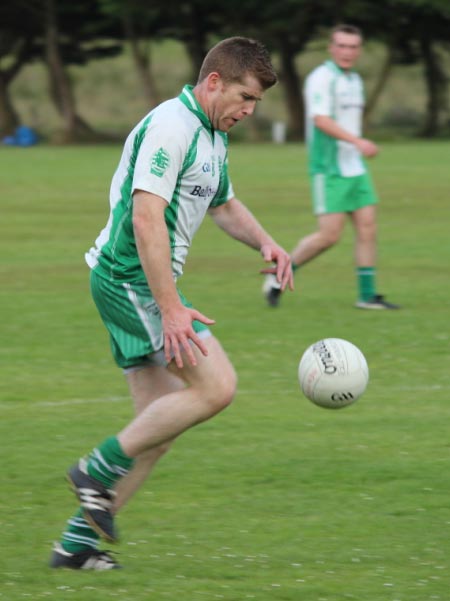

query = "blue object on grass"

[{"left": 2, "top": 126, "right": 39, "bottom": 146}]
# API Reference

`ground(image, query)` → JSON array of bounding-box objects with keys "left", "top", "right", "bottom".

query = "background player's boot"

[
  {"left": 262, "top": 273, "right": 282, "bottom": 307},
  {"left": 355, "top": 294, "right": 400, "bottom": 310}
]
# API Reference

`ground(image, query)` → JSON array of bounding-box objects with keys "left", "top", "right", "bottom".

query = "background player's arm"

[{"left": 313, "top": 114, "right": 378, "bottom": 158}]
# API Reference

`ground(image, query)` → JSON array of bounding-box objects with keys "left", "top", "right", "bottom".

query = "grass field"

[{"left": 1, "top": 141, "right": 449, "bottom": 600}]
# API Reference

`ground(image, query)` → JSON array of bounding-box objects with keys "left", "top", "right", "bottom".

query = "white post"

[{"left": 272, "top": 121, "right": 286, "bottom": 144}]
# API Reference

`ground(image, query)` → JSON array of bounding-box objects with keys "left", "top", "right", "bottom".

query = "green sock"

[
  {"left": 61, "top": 508, "right": 99, "bottom": 553},
  {"left": 357, "top": 267, "right": 376, "bottom": 301},
  {"left": 86, "top": 436, "right": 134, "bottom": 489},
  {"left": 292, "top": 262, "right": 299, "bottom": 273}
]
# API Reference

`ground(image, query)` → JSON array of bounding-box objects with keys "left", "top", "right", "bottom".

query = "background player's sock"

[{"left": 357, "top": 266, "right": 376, "bottom": 301}]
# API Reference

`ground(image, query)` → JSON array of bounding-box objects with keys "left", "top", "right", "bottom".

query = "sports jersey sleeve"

[
  {"left": 132, "top": 111, "right": 187, "bottom": 204},
  {"left": 305, "top": 67, "right": 333, "bottom": 118}
]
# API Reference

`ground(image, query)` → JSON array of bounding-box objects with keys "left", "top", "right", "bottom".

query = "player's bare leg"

[
  {"left": 113, "top": 366, "right": 185, "bottom": 513},
  {"left": 290, "top": 212, "right": 346, "bottom": 266},
  {"left": 351, "top": 204, "right": 377, "bottom": 267},
  {"left": 118, "top": 336, "right": 237, "bottom": 457},
  {"left": 67, "top": 335, "right": 237, "bottom": 543},
  {"left": 351, "top": 205, "right": 399, "bottom": 309}
]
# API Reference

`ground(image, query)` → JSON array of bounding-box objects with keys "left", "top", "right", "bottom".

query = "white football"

[{"left": 298, "top": 338, "right": 369, "bottom": 409}]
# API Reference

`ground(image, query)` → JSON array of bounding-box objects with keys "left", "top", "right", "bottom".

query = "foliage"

[{"left": 1, "top": 0, "right": 450, "bottom": 138}]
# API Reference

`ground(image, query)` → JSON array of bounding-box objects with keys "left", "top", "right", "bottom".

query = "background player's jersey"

[
  {"left": 304, "top": 60, "right": 366, "bottom": 177},
  {"left": 86, "top": 85, "right": 234, "bottom": 283}
]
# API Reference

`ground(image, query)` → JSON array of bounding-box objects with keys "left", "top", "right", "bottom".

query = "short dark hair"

[
  {"left": 198, "top": 37, "right": 277, "bottom": 90},
  {"left": 331, "top": 24, "right": 363, "bottom": 40}
]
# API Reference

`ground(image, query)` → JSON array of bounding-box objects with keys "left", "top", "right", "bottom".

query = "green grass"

[{"left": 1, "top": 141, "right": 449, "bottom": 600}]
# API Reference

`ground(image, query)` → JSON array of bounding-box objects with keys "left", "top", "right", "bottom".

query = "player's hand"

[
  {"left": 259, "top": 243, "right": 294, "bottom": 291},
  {"left": 355, "top": 138, "right": 379, "bottom": 158},
  {"left": 162, "top": 305, "right": 215, "bottom": 368}
]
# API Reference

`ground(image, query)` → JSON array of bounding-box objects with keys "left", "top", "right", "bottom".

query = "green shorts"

[
  {"left": 310, "top": 172, "right": 378, "bottom": 215},
  {"left": 90, "top": 269, "right": 210, "bottom": 369}
]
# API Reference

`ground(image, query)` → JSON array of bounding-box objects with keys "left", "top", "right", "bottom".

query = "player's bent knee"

[
  {"left": 217, "top": 372, "right": 238, "bottom": 410},
  {"left": 177, "top": 337, "right": 238, "bottom": 415},
  {"left": 322, "top": 230, "right": 341, "bottom": 247},
  {"left": 205, "top": 365, "right": 237, "bottom": 414}
]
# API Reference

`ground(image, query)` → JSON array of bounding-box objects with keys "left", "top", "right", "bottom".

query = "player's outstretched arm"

[{"left": 209, "top": 197, "right": 293, "bottom": 291}]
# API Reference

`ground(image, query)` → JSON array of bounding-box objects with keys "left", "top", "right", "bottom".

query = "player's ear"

[{"left": 206, "top": 72, "right": 222, "bottom": 91}]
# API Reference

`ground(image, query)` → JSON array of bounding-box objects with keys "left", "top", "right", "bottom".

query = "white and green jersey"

[
  {"left": 304, "top": 60, "right": 365, "bottom": 177},
  {"left": 86, "top": 85, "right": 234, "bottom": 283}
]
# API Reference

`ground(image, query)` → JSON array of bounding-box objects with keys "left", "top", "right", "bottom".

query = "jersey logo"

[
  {"left": 190, "top": 185, "right": 217, "bottom": 199},
  {"left": 150, "top": 147, "right": 170, "bottom": 177},
  {"left": 313, "top": 92, "right": 322, "bottom": 106}
]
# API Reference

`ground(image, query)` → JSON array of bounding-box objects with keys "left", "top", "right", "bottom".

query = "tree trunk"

[
  {"left": 419, "top": 35, "right": 447, "bottom": 138},
  {"left": 44, "top": 0, "right": 94, "bottom": 142},
  {"left": 122, "top": 12, "right": 160, "bottom": 108},
  {"left": 364, "top": 45, "right": 394, "bottom": 131},
  {"left": 184, "top": 36, "right": 207, "bottom": 85},
  {"left": 278, "top": 39, "right": 304, "bottom": 140},
  {"left": 0, "top": 74, "right": 20, "bottom": 137},
  {"left": 0, "top": 38, "right": 35, "bottom": 137},
  {"left": 180, "top": 4, "right": 208, "bottom": 84}
]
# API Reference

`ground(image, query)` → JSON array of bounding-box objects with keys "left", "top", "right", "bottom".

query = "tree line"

[{"left": 1, "top": 0, "right": 449, "bottom": 142}]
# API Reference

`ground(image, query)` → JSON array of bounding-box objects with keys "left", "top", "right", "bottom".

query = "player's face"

[
  {"left": 329, "top": 32, "right": 362, "bottom": 70},
  {"left": 209, "top": 74, "right": 264, "bottom": 132}
]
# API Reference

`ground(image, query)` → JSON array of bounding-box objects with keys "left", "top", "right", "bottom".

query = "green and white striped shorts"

[{"left": 90, "top": 269, "right": 210, "bottom": 369}]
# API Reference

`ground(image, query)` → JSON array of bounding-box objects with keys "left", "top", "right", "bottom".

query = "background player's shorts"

[
  {"left": 310, "top": 172, "right": 378, "bottom": 215},
  {"left": 90, "top": 269, "right": 210, "bottom": 369}
]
